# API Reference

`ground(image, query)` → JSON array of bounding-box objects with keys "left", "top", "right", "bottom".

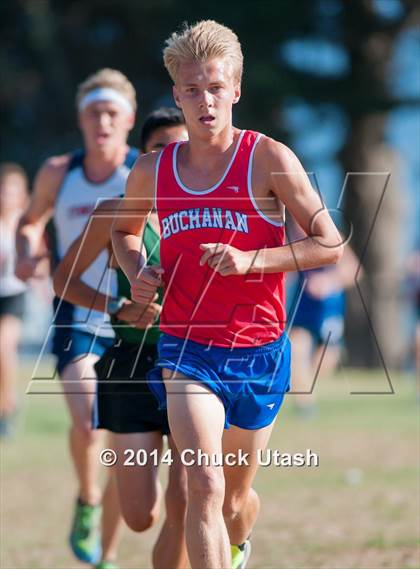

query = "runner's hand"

[
  {"left": 116, "top": 300, "right": 161, "bottom": 329},
  {"left": 15, "top": 254, "right": 49, "bottom": 281},
  {"left": 130, "top": 265, "right": 164, "bottom": 303},
  {"left": 199, "top": 243, "right": 254, "bottom": 276}
]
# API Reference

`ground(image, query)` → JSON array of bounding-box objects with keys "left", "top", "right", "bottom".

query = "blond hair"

[
  {"left": 163, "top": 20, "right": 243, "bottom": 84},
  {"left": 76, "top": 68, "right": 137, "bottom": 111}
]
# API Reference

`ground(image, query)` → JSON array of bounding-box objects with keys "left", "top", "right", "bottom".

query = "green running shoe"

[
  {"left": 95, "top": 561, "right": 119, "bottom": 569},
  {"left": 231, "top": 539, "right": 252, "bottom": 569},
  {"left": 69, "top": 499, "right": 102, "bottom": 564}
]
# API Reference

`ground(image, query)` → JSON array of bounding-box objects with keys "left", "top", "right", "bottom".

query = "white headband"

[{"left": 78, "top": 87, "right": 134, "bottom": 114}]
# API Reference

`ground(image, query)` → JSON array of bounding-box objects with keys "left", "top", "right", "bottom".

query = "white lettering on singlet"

[
  {"left": 160, "top": 207, "right": 249, "bottom": 240},
  {"left": 235, "top": 211, "right": 248, "bottom": 233},
  {"left": 202, "top": 208, "right": 212, "bottom": 228},
  {"left": 212, "top": 208, "right": 223, "bottom": 228},
  {"left": 189, "top": 208, "right": 201, "bottom": 229},
  {"left": 179, "top": 210, "right": 189, "bottom": 231},
  {"left": 224, "top": 210, "right": 236, "bottom": 231}
]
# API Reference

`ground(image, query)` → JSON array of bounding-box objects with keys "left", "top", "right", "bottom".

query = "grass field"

[{"left": 1, "top": 359, "right": 419, "bottom": 569}]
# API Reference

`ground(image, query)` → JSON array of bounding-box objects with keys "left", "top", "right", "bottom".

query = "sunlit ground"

[{"left": 1, "top": 359, "right": 419, "bottom": 569}]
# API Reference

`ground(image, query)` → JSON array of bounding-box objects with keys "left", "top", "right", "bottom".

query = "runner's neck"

[
  {"left": 83, "top": 144, "right": 129, "bottom": 184},
  {"left": 179, "top": 126, "right": 241, "bottom": 181}
]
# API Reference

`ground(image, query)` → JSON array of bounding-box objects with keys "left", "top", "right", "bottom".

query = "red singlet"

[{"left": 155, "top": 129, "right": 286, "bottom": 348}]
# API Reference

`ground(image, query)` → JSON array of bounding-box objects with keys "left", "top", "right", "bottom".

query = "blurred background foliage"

[{"left": 1, "top": 0, "right": 419, "bottom": 367}]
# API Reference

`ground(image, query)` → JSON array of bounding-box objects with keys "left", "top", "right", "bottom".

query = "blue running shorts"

[
  {"left": 292, "top": 290, "right": 345, "bottom": 346},
  {"left": 147, "top": 332, "right": 291, "bottom": 430},
  {"left": 52, "top": 327, "right": 114, "bottom": 375},
  {"left": 52, "top": 297, "right": 114, "bottom": 375}
]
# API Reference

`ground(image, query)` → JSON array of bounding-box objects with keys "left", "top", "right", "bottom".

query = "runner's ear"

[{"left": 233, "top": 83, "right": 241, "bottom": 105}]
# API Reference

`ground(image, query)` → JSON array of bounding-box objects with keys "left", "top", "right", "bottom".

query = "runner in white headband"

[{"left": 78, "top": 87, "right": 134, "bottom": 114}]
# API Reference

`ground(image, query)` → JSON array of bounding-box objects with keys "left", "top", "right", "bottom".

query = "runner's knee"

[
  {"left": 223, "top": 489, "right": 249, "bottom": 522},
  {"left": 188, "top": 467, "right": 225, "bottom": 507},
  {"left": 71, "top": 420, "right": 100, "bottom": 444}
]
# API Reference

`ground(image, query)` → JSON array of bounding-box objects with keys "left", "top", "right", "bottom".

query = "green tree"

[{"left": 1, "top": 0, "right": 418, "bottom": 367}]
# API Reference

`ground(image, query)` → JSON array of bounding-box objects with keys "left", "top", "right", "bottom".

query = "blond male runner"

[
  {"left": 54, "top": 108, "right": 189, "bottom": 569},
  {"left": 112, "top": 21, "right": 343, "bottom": 569},
  {"left": 16, "top": 69, "right": 137, "bottom": 569}
]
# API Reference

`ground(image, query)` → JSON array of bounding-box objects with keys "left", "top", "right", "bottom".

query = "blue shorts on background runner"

[
  {"left": 293, "top": 290, "right": 345, "bottom": 346},
  {"left": 147, "top": 332, "right": 291, "bottom": 430},
  {"left": 51, "top": 297, "right": 114, "bottom": 375}
]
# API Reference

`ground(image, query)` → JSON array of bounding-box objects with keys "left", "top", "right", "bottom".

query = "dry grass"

[{"left": 1, "top": 362, "right": 419, "bottom": 568}]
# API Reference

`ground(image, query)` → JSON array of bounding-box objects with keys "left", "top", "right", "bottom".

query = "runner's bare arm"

[
  {"left": 15, "top": 155, "right": 70, "bottom": 280},
  {"left": 200, "top": 138, "right": 343, "bottom": 275},
  {"left": 54, "top": 198, "right": 161, "bottom": 326},
  {"left": 111, "top": 152, "right": 163, "bottom": 302},
  {"left": 53, "top": 199, "right": 120, "bottom": 312},
  {"left": 252, "top": 137, "right": 343, "bottom": 272}
]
